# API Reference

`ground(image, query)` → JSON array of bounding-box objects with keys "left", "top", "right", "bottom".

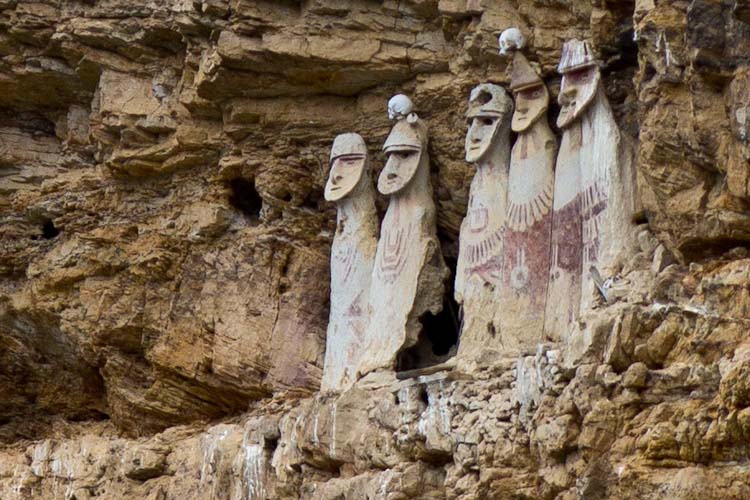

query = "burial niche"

[
  {"left": 228, "top": 177, "right": 262, "bottom": 220},
  {"left": 41, "top": 218, "right": 60, "bottom": 239},
  {"left": 358, "top": 95, "right": 449, "bottom": 376},
  {"left": 396, "top": 253, "right": 460, "bottom": 372},
  {"left": 320, "top": 133, "right": 378, "bottom": 393},
  {"left": 454, "top": 83, "right": 514, "bottom": 364}
]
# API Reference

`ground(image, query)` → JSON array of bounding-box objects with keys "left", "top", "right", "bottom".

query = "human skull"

[
  {"left": 387, "top": 94, "right": 414, "bottom": 121},
  {"left": 499, "top": 28, "right": 526, "bottom": 55}
]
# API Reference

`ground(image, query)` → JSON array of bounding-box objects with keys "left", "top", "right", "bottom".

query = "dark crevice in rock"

[
  {"left": 396, "top": 256, "right": 459, "bottom": 372},
  {"left": 603, "top": 27, "right": 639, "bottom": 75},
  {"left": 41, "top": 218, "right": 60, "bottom": 239},
  {"left": 264, "top": 435, "right": 280, "bottom": 451},
  {"left": 419, "top": 387, "right": 429, "bottom": 406},
  {"left": 632, "top": 210, "right": 650, "bottom": 225},
  {"left": 0, "top": 109, "right": 56, "bottom": 134},
  {"left": 680, "top": 237, "right": 750, "bottom": 262},
  {"left": 0, "top": 310, "right": 108, "bottom": 443},
  {"left": 303, "top": 186, "right": 324, "bottom": 210},
  {"left": 228, "top": 177, "right": 263, "bottom": 220}
]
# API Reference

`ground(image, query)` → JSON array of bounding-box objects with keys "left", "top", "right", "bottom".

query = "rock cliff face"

[{"left": 2, "top": 0, "right": 750, "bottom": 498}]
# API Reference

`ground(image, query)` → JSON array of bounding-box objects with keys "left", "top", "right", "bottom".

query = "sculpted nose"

[
  {"left": 385, "top": 154, "right": 399, "bottom": 171},
  {"left": 333, "top": 174, "right": 343, "bottom": 184}
]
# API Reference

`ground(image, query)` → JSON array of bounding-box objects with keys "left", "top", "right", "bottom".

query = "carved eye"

[
  {"left": 389, "top": 151, "right": 413, "bottom": 161},
  {"left": 520, "top": 87, "right": 543, "bottom": 100},
  {"left": 566, "top": 67, "right": 594, "bottom": 83},
  {"left": 480, "top": 117, "right": 495, "bottom": 126}
]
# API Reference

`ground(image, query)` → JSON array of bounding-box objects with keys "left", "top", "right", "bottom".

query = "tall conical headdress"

[
  {"left": 557, "top": 39, "right": 598, "bottom": 73},
  {"left": 510, "top": 52, "right": 543, "bottom": 91}
]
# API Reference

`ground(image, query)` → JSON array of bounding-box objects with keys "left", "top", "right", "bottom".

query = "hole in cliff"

[
  {"left": 263, "top": 435, "right": 279, "bottom": 451},
  {"left": 0, "top": 109, "right": 56, "bottom": 135},
  {"left": 396, "top": 256, "right": 460, "bottom": 372},
  {"left": 41, "top": 219, "right": 60, "bottom": 239},
  {"left": 602, "top": 19, "right": 638, "bottom": 76},
  {"left": 303, "top": 187, "right": 323, "bottom": 210},
  {"left": 643, "top": 63, "right": 656, "bottom": 83},
  {"left": 487, "top": 322, "right": 496, "bottom": 338},
  {"left": 419, "top": 387, "right": 429, "bottom": 406},
  {"left": 680, "top": 237, "right": 750, "bottom": 262},
  {"left": 68, "top": 409, "right": 109, "bottom": 423},
  {"left": 632, "top": 210, "right": 649, "bottom": 225},
  {"left": 228, "top": 178, "right": 262, "bottom": 219}
]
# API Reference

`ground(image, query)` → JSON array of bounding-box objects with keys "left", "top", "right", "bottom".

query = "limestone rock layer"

[{"left": 2, "top": 0, "right": 750, "bottom": 498}]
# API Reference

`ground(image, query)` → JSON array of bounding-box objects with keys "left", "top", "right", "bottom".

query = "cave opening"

[
  {"left": 396, "top": 255, "right": 461, "bottom": 373},
  {"left": 228, "top": 177, "right": 263, "bottom": 219},
  {"left": 41, "top": 219, "right": 60, "bottom": 239},
  {"left": 681, "top": 237, "right": 750, "bottom": 262},
  {"left": 632, "top": 210, "right": 649, "bottom": 225}
]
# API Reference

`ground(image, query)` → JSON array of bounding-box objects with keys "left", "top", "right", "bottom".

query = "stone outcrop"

[{"left": 2, "top": 0, "right": 750, "bottom": 499}]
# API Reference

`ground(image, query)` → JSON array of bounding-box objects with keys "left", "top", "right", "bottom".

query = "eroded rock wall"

[{"left": 2, "top": 0, "right": 750, "bottom": 498}]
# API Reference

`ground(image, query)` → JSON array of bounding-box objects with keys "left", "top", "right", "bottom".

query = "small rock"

[
  {"left": 122, "top": 446, "right": 167, "bottom": 481},
  {"left": 638, "top": 229, "right": 659, "bottom": 256},
  {"left": 622, "top": 362, "right": 649, "bottom": 389},
  {"left": 651, "top": 244, "right": 675, "bottom": 274}
]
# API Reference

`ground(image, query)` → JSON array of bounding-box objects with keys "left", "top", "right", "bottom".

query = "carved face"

[
  {"left": 378, "top": 147, "right": 421, "bottom": 195},
  {"left": 557, "top": 65, "right": 600, "bottom": 129},
  {"left": 325, "top": 154, "right": 366, "bottom": 202},
  {"left": 465, "top": 114, "right": 502, "bottom": 163},
  {"left": 512, "top": 84, "right": 549, "bottom": 132}
]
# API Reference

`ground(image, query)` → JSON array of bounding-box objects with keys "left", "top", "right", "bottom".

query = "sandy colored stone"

[{"left": 2, "top": 1, "right": 750, "bottom": 499}]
